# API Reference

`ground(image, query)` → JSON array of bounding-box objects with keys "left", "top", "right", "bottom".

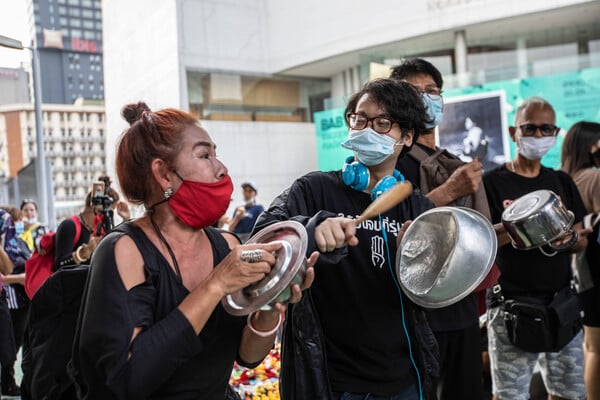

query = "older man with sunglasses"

[{"left": 483, "top": 97, "right": 590, "bottom": 400}]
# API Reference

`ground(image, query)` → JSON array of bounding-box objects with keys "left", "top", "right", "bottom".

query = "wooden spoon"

[{"left": 355, "top": 181, "right": 413, "bottom": 225}]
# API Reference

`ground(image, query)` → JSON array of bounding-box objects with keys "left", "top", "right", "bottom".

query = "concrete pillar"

[
  {"left": 516, "top": 37, "right": 527, "bottom": 79},
  {"left": 578, "top": 38, "right": 590, "bottom": 68},
  {"left": 578, "top": 38, "right": 589, "bottom": 55},
  {"left": 352, "top": 65, "right": 361, "bottom": 92},
  {"left": 343, "top": 69, "right": 353, "bottom": 96},
  {"left": 454, "top": 30, "right": 468, "bottom": 87}
]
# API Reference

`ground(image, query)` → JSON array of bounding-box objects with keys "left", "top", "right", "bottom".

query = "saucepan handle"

[{"left": 540, "top": 229, "right": 579, "bottom": 257}]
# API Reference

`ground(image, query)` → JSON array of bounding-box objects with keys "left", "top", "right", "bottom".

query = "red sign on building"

[{"left": 71, "top": 38, "right": 97, "bottom": 53}]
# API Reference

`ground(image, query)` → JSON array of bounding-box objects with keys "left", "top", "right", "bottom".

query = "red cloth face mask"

[{"left": 168, "top": 175, "right": 233, "bottom": 229}]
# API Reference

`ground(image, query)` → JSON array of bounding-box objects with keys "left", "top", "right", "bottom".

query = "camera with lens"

[{"left": 91, "top": 176, "right": 115, "bottom": 235}]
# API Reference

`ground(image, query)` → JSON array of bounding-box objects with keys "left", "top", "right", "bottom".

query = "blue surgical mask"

[
  {"left": 15, "top": 221, "right": 24, "bottom": 235},
  {"left": 422, "top": 93, "right": 443, "bottom": 128},
  {"left": 341, "top": 128, "right": 398, "bottom": 166},
  {"left": 28, "top": 217, "right": 38, "bottom": 225},
  {"left": 518, "top": 136, "right": 556, "bottom": 160}
]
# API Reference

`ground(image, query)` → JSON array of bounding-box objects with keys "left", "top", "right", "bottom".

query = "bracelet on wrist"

[
  {"left": 246, "top": 312, "right": 282, "bottom": 337},
  {"left": 76, "top": 245, "right": 88, "bottom": 262}
]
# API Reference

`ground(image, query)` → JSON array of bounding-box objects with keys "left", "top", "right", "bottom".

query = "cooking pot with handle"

[
  {"left": 396, "top": 207, "right": 497, "bottom": 309},
  {"left": 501, "top": 189, "right": 577, "bottom": 256}
]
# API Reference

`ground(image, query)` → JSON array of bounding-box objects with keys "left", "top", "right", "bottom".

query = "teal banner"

[
  {"left": 314, "top": 107, "right": 351, "bottom": 171},
  {"left": 314, "top": 68, "right": 600, "bottom": 171},
  {"left": 444, "top": 67, "right": 600, "bottom": 169}
]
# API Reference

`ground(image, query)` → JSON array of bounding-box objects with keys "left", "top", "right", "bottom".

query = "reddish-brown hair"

[{"left": 115, "top": 102, "right": 198, "bottom": 205}]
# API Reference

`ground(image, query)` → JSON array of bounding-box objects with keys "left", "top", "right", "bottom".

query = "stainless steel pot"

[
  {"left": 396, "top": 207, "right": 497, "bottom": 309},
  {"left": 222, "top": 221, "right": 308, "bottom": 316},
  {"left": 501, "top": 189, "right": 577, "bottom": 255}
]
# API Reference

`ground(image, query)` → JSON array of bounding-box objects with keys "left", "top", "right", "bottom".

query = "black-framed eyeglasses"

[
  {"left": 346, "top": 113, "right": 398, "bottom": 134},
  {"left": 519, "top": 124, "right": 559, "bottom": 137}
]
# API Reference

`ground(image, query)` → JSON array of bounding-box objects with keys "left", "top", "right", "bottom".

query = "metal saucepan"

[
  {"left": 501, "top": 189, "right": 577, "bottom": 256},
  {"left": 396, "top": 207, "right": 497, "bottom": 309},
  {"left": 222, "top": 221, "right": 308, "bottom": 316}
]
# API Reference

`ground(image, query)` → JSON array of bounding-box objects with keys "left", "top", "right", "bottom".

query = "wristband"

[
  {"left": 246, "top": 312, "right": 282, "bottom": 337},
  {"left": 76, "top": 245, "right": 88, "bottom": 262},
  {"left": 66, "top": 255, "right": 79, "bottom": 266}
]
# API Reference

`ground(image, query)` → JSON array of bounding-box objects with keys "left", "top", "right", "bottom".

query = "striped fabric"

[{"left": 4, "top": 284, "right": 18, "bottom": 309}]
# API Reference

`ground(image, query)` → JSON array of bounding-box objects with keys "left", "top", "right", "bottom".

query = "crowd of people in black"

[{"left": 0, "top": 58, "right": 598, "bottom": 400}]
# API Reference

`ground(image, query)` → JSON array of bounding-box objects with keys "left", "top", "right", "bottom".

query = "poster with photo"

[{"left": 437, "top": 91, "right": 509, "bottom": 172}]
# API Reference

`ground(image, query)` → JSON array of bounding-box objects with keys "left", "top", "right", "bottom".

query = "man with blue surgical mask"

[
  {"left": 390, "top": 58, "right": 487, "bottom": 209},
  {"left": 254, "top": 79, "right": 439, "bottom": 400},
  {"left": 390, "top": 58, "right": 492, "bottom": 400}
]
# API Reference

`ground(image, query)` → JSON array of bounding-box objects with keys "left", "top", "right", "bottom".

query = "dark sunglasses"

[{"left": 519, "top": 124, "right": 559, "bottom": 137}]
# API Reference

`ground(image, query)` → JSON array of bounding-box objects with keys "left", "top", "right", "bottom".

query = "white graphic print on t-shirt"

[{"left": 371, "top": 235, "right": 385, "bottom": 269}]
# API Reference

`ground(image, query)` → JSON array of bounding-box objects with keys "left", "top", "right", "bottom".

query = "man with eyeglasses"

[
  {"left": 389, "top": 58, "right": 491, "bottom": 400},
  {"left": 483, "top": 97, "right": 590, "bottom": 400},
  {"left": 254, "top": 78, "right": 439, "bottom": 400}
]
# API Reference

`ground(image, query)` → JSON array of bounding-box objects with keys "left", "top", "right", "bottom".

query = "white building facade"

[{"left": 102, "top": 0, "right": 600, "bottom": 209}]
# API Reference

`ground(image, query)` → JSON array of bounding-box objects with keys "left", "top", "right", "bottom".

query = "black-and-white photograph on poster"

[{"left": 436, "top": 91, "right": 509, "bottom": 171}]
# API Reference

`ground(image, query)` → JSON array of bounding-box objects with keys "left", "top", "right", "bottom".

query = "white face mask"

[{"left": 518, "top": 136, "right": 556, "bottom": 160}]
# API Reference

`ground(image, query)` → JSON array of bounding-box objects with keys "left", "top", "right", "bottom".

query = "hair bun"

[{"left": 121, "top": 102, "right": 151, "bottom": 125}]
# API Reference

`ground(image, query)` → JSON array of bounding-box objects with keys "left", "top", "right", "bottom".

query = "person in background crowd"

[
  {"left": 91, "top": 175, "right": 133, "bottom": 235},
  {"left": 0, "top": 206, "right": 32, "bottom": 397},
  {"left": 390, "top": 58, "right": 490, "bottom": 400},
  {"left": 254, "top": 79, "right": 439, "bottom": 399},
  {"left": 1, "top": 200, "right": 48, "bottom": 397},
  {"left": 228, "top": 181, "right": 264, "bottom": 243},
  {"left": 70, "top": 101, "right": 317, "bottom": 399},
  {"left": 561, "top": 120, "right": 600, "bottom": 399},
  {"left": 483, "top": 97, "right": 590, "bottom": 400},
  {"left": 54, "top": 193, "right": 103, "bottom": 270},
  {"left": 0, "top": 247, "right": 14, "bottom": 275},
  {"left": 561, "top": 121, "right": 600, "bottom": 213},
  {"left": 19, "top": 193, "right": 105, "bottom": 400},
  {"left": 0, "top": 220, "right": 15, "bottom": 400},
  {"left": 18, "top": 199, "right": 48, "bottom": 252}
]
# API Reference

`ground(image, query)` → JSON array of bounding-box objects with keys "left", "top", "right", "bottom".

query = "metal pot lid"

[
  {"left": 222, "top": 221, "right": 308, "bottom": 316},
  {"left": 397, "top": 207, "right": 496, "bottom": 309},
  {"left": 502, "top": 189, "right": 554, "bottom": 221}
]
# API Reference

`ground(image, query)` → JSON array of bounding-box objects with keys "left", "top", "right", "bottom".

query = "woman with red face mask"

[{"left": 70, "top": 102, "right": 318, "bottom": 400}]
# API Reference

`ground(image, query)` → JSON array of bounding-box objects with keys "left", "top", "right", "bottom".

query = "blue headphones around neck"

[{"left": 341, "top": 156, "right": 405, "bottom": 201}]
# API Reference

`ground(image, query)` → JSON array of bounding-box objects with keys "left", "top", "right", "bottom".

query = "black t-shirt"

[
  {"left": 396, "top": 143, "right": 479, "bottom": 332},
  {"left": 257, "top": 170, "right": 434, "bottom": 395},
  {"left": 483, "top": 165, "right": 586, "bottom": 294}
]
